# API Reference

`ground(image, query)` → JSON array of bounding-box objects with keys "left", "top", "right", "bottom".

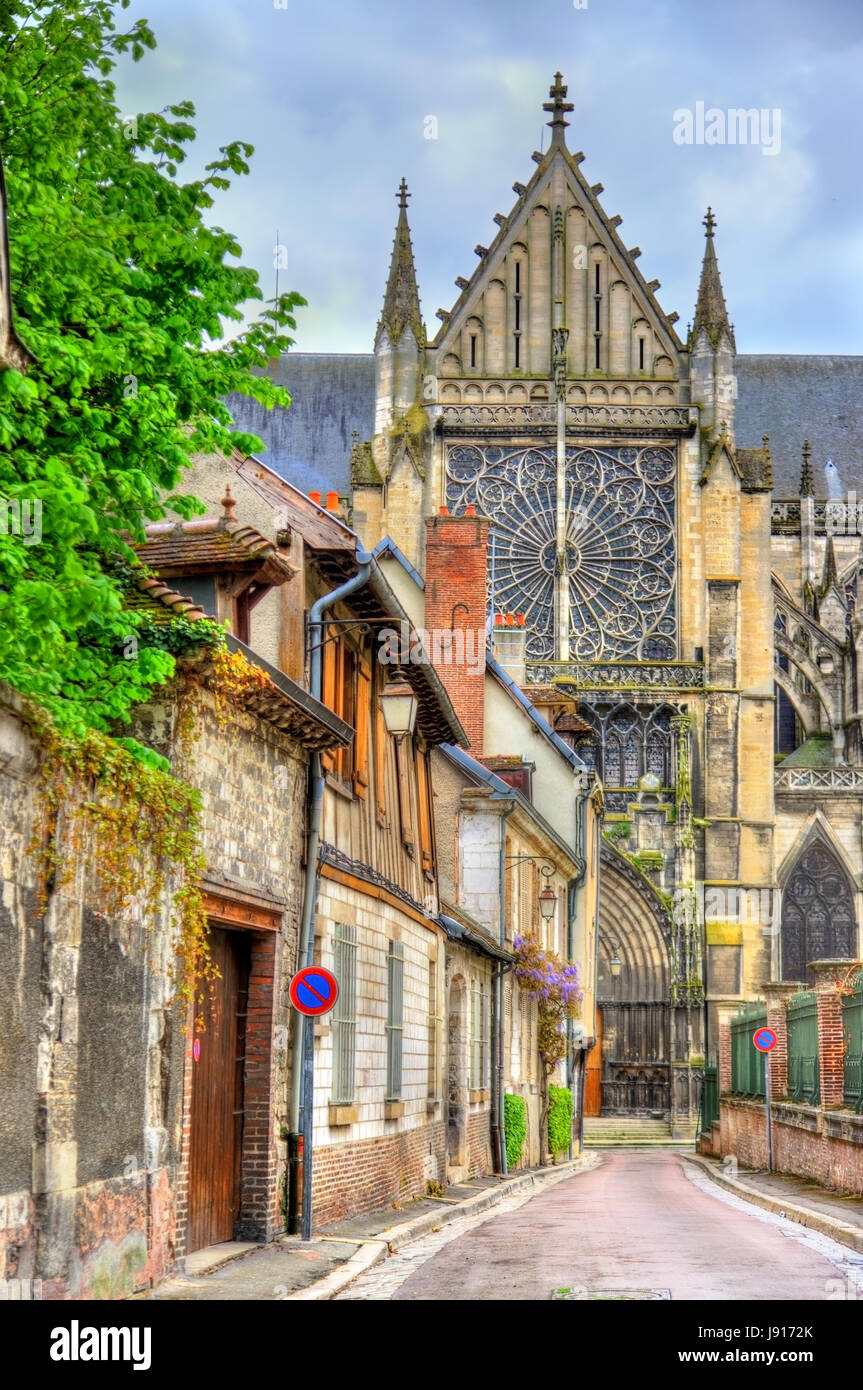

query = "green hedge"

[
  {"left": 504, "top": 1093, "right": 527, "bottom": 1170},
  {"left": 548, "top": 1085, "right": 573, "bottom": 1160}
]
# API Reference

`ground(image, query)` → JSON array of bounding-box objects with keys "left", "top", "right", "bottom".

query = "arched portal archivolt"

[
  {"left": 599, "top": 846, "right": 670, "bottom": 1000},
  {"left": 598, "top": 843, "right": 673, "bottom": 1114}
]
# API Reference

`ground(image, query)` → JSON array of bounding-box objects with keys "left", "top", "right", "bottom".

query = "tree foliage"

[{"left": 0, "top": 0, "right": 305, "bottom": 737}]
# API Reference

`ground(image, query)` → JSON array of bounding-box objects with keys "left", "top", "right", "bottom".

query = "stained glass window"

[
  {"left": 781, "top": 839, "right": 856, "bottom": 983},
  {"left": 646, "top": 731, "right": 666, "bottom": 782},
  {"left": 604, "top": 739, "right": 622, "bottom": 786},
  {"left": 623, "top": 734, "right": 640, "bottom": 786}
]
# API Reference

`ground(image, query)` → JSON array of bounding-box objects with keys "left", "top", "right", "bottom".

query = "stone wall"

[{"left": 0, "top": 680, "right": 309, "bottom": 1297}]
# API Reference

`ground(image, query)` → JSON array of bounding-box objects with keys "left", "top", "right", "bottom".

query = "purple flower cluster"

[{"left": 513, "top": 935, "right": 583, "bottom": 1005}]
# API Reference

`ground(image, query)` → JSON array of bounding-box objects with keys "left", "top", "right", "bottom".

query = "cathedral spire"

[
  {"left": 543, "top": 72, "right": 573, "bottom": 148},
  {"left": 689, "top": 207, "right": 735, "bottom": 352},
  {"left": 376, "top": 179, "right": 424, "bottom": 349}
]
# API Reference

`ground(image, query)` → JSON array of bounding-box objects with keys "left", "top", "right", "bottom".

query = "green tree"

[{"left": 0, "top": 0, "right": 304, "bottom": 738}]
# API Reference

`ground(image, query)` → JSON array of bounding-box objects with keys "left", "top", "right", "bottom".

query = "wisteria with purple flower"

[{"left": 512, "top": 934, "right": 584, "bottom": 1163}]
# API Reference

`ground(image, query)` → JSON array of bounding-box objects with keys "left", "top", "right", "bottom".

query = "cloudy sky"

[{"left": 115, "top": 0, "right": 863, "bottom": 355}]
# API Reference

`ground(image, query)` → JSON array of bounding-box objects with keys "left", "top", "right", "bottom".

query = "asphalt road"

[{"left": 338, "top": 1151, "right": 863, "bottom": 1301}]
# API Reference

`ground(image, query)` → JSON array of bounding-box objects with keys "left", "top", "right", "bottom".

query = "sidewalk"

[
  {"left": 143, "top": 1153, "right": 600, "bottom": 1302},
  {"left": 686, "top": 1154, "right": 863, "bottom": 1255}
]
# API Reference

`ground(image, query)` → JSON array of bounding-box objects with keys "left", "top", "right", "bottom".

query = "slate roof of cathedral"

[
  {"left": 225, "top": 353, "right": 375, "bottom": 499},
  {"left": 736, "top": 355, "right": 863, "bottom": 498},
  {"left": 226, "top": 352, "right": 863, "bottom": 505}
]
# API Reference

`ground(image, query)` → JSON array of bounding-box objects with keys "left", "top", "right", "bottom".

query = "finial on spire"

[
  {"left": 543, "top": 72, "right": 573, "bottom": 146},
  {"left": 800, "top": 438, "right": 814, "bottom": 497},
  {"left": 689, "top": 207, "right": 734, "bottom": 352},
  {"left": 376, "top": 179, "right": 424, "bottom": 349}
]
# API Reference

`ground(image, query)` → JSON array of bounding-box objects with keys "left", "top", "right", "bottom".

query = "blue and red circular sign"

[
  {"left": 753, "top": 1027, "right": 777, "bottom": 1053},
  {"left": 289, "top": 966, "right": 339, "bottom": 1017}
]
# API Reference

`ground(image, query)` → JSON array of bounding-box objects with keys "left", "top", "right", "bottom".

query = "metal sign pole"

[
  {"left": 300, "top": 1012, "right": 314, "bottom": 1241},
  {"left": 764, "top": 1050, "right": 774, "bottom": 1175}
]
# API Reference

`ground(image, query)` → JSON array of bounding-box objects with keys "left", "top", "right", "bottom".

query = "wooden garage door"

[{"left": 187, "top": 927, "right": 250, "bottom": 1253}]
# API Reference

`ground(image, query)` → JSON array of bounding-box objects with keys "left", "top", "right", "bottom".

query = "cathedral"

[{"left": 233, "top": 74, "right": 863, "bottom": 1122}]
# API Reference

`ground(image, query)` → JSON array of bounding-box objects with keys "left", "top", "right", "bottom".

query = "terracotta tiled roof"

[
  {"left": 126, "top": 575, "right": 207, "bottom": 624},
  {"left": 135, "top": 490, "right": 294, "bottom": 586},
  {"left": 126, "top": 575, "right": 352, "bottom": 752}
]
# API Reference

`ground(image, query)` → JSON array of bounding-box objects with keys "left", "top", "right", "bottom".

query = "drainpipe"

[
  {"left": 492, "top": 804, "right": 514, "bottom": 1175},
  {"left": 569, "top": 779, "right": 591, "bottom": 1156},
  {"left": 287, "top": 550, "right": 373, "bottom": 1235},
  {"left": 585, "top": 804, "right": 601, "bottom": 1153}
]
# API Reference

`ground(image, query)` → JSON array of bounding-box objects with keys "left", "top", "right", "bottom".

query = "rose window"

[{"left": 445, "top": 444, "right": 677, "bottom": 661}]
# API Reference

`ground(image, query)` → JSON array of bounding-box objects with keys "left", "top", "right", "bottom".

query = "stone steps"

[{"left": 583, "top": 1116, "right": 697, "bottom": 1148}]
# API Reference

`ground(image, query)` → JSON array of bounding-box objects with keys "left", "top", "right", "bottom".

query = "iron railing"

[
  {"left": 730, "top": 1002, "right": 767, "bottom": 1097},
  {"left": 787, "top": 990, "right": 820, "bottom": 1105},
  {"left": 843, "top": 973, "right": 863, "bottom": 1114}
]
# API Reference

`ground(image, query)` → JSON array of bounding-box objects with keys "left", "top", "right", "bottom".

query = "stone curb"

[
  {"left": 685, "top": 1154, "right": 863, "bottom": 1255},
  {"left": 287, "top": 1151, "right": 602, "bottom": 1302}
]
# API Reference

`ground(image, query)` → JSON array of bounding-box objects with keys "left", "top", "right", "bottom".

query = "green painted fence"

[
  {"left": 700, "top": 1061, "right": 719, "bottom": 1132},
  {"left": 730, "top": 1002, "right": 767, "bottom": 1097},
  {"left": 787, "top": 990, "right": 820, "bottom": 1106},
  {"left": 843, "top": 973, "right": 863, "bottom": 1114}
]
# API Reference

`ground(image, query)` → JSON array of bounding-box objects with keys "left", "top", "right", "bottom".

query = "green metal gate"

[
  {"left": 730, "top": 1002, "right": 767, "bottom": 1097},
  {"left": 787, "top": 990, "right": 820, "bottom": 1106},
  {"left": 843, "top": 974, "right": 863, "bottom": 1113},
  {"left": 700, "top": 1061, "right": 719, "bottom": 1132}
]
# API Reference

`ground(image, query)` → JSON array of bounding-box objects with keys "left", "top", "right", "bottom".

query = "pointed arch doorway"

[{"left": 597, "top": 844, "right": 672, "bottom": 1115}]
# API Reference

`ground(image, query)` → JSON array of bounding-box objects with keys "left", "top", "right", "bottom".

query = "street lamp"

[
  {"left": 379, "top": 675, "right": 418, "bottom": 737},
  {"left": 609, "top": 953, "right": 622, "bottom": 978},
  {"left": 538, "top": 865, "right": 557, "bottom": 921}
]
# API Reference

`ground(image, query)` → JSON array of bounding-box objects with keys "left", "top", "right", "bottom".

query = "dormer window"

[{"left": 134, "top": 486, "right": 296, "bottom": 656}]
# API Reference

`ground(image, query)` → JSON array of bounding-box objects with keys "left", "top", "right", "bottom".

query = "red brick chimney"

[{"left": 424, "top": 509, "right": 489, "bottom": 753}]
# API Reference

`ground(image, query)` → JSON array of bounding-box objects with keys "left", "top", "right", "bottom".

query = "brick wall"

[
  {"left": 467, "top": 1109, "right": 492, "bottom": 1177},
  {"left": 312, "top": 1120, "right": 446, "bottom": 1225},
  {"left": 238, "top": 932, "right": 281, "bottom": 1241},
  {"left": 424, "top": 512, "right": 489, "bottom": 754},
  {"left": 720, "top": 1098, "right": 863, "bottom": 1196}
]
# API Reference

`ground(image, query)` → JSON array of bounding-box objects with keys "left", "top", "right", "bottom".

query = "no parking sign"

[{"left": 289, "top": 966, "right": 339, "bottom": 1017}]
